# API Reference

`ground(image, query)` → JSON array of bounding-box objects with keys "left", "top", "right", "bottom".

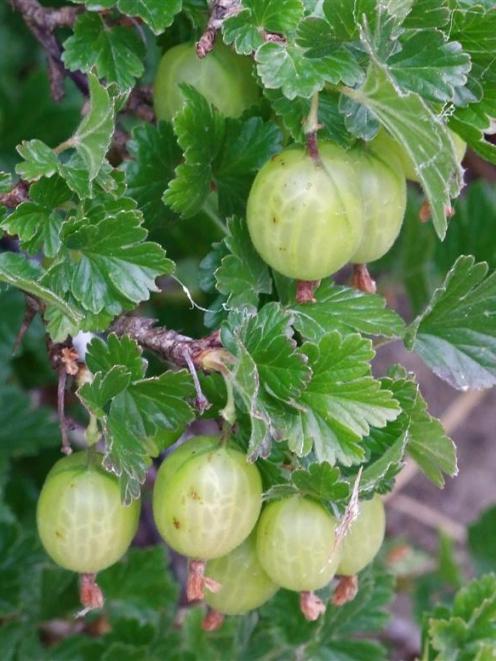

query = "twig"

[
  {"left": 182, "top": 347, "right": 210, "bottom": 413},
  {"left": 12, "top": 295, "right": 42, "bottom": 354},
  {"left": 10, "top": 0, "right": 88, "bottom": 98},
  {"left": 0, "top": 180, "right": 30, "bottom": 208},
  {"left": 110, "top": 315, "right": 227, "bottom": 370},
  {"left": 125, "top": 85, "right": 155, "bottom": 122},
  {"left": 196, "top": 0, "right": 241, "bottom": 58}
]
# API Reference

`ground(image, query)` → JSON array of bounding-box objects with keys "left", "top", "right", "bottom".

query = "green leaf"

[
  {"left": 215, "top": 216, "right": 272, "bottom": 312},
  {"left": 406, "top": 256, "right": 496, "bottom": 390},
  {"left": 322, "top": 0, "right": 377, "bottom": 41},
  {"left": 360, "top": 431, "right": 408, "bottom": 496},
  {"left": 15, "top": 139, "right": 58, "bottom": 180},
  {"left": 255, "top": 39, "right": 362, "bottom": 100},
  {"left": 427, "top": 574, "right": 496, "bottom": 660},
  {"left": 277, "top": 333, "right": 400, "bottom": 465},
  {"left": 0, "top": 172, "right": 13, "bottom": 193},
  {"left": 265, "top": 87, "right": 354, "bottom": 146},
  {"left": 384, "top": 376, "right": 457, "bottom": 487},
  {"left": 125, "top": 122, "right": 181, "bottom": 227},
  {"left": 346, "top": 61, "right": 462, "bottom": 239},
  {"left": 468, "top": 506, "right": 496, "bottom": 575},
  {"left": 62, "top": 13, "right": 145, "bottom": 90},
  {"left": 223, "top": 0, "right": 304, "bottom": 55},
  {"left": 0, "top": 252, "right": 82, "bottom": 327},
  {"left": 43, "top": 199, "right": 173, "bottom": 316},
  {"left": 290, "top": 280, "right": 405, "bottom": 341},
  {"left": 86, "top": 334, "right": 146, "bottom": 381},
  {"left": 78, "top": 335, "right": 195, "bottom": 502},
  {"left": 116, "top": 0, "right": 182, "bottom": 34},
  {"left": 164, "top": 87, "right": 282, "bottom": 217},
  {"left": 1, "top": 177, "right": 71, "bottom": 257},
  {"left": 291, "top": 462, "right": 350, "bottom": 502},
  {"left": 388, "top": 30, "right": 471, "bottom": 103},
  {"left": 73, "top": 73, "right": 114, "bottom": 181}
]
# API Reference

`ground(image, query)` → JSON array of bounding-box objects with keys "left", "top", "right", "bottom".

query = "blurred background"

[{"left": 1, "top": 2, "right": 496, "bottom": 659}]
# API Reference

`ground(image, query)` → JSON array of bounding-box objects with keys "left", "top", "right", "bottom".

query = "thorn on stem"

[
  {"left": 331, "top": 575, "right": 359, "bottom": 606},
  {"left": 182, "top": 348, "right": 210, "bottom": 414},
  {"left": 296, "top": 280, "right": 320, "bottom": 304},
  {"left": 352, "top": 264, "right": 377, "bottom": 294},
  {"left": 299, "top": 591, "right": 326, "bottom": 621}
]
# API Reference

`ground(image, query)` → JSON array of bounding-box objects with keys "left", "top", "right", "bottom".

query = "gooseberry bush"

[{"left": 1, "top": 0, "right": 496, "bottom": 658}]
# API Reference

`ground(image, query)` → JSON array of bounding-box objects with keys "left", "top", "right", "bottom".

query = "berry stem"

[
  {"left": 299, "top": 591, "right": 326, "bottom": 621},
  {"left": 331, "top": 575, "right": 359, "bottom": 606},
  {"left": 352, "top": 264, "right": 377, "bottom": 294},
  {"left": 304, "top": 92, "right": 321, "bottom": 162},
  {"left": 79, "top": 573, "right": 104, "bottom": 611},
  {"left": 295, "top": 279, "right": 321, "bottom": 304},
  {"left": 186, "top": 560, "right": 222, "bottom": 602}
]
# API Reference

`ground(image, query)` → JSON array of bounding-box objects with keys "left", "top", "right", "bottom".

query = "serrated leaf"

[
  {"left": 0, "top": 252, "right": 82, "bottom": 326},
  {"left": 223, "top": 0, "right": 304, "bottom": 55},
  {"left": 116, "top": 0, "right": 181, "bottom": 34},
  {"left": 346, "top": 60, "right": 462, "bottom": 239},
  {"left": 43, "top": 200, "right": 173, "bottom": 316},
  {"left": 406, "top": 256, "right": 496, "bottom": 390},
  {"left": 215, "top": 216, "right": 272, "bottom": 311},
  {"left": 125, "top": 122, "right": 181, "bottom": 227},
  {"left": 86, "top": 334, "right": 146, "bottom": 380},
  {"left": 238, "top": 303, "right": 311, "bottom": 406},
  {"left": 385, "top": 376, "right": 457, "bottom": 487},
  {"left": 164, "top": 87, "right": 282, "bottom": 217},
  {"left": 277, "top": 332, "right": 400, "bottom": 465},
  {"left": 427, "top": 574, "right": 496, "bottom": 660},
  {"left": 292, "top": 462, "right": 350, "bottom": 502},
  {"left": 388, "top": 30, "right": 471, "bottom": 103},
  {"left": 291, "top": 280, "right": 405, "bottom": 341},
  {"left": 62, "top": 13, "right": 145, "bottom": 90},
  {"left": 73, "top": 74, "right": 114, "bottom": 181},
  {"left": 0, "top": 172, "right": 12, "bottom": 193},
  {"left": 360, "top": 432, "right": 408, "bottom": 496},
  {"left": 15, "top": 139, "right": 58, "bottom": 181},
  {"left": 255, "top": 39, "right": 362, "bottom": 100},
  {"left": 402, "top": 0, "right": 449, "bottom": 30},
  {"left": 78, "top": 366, "right": 132, "bottom": 416}
]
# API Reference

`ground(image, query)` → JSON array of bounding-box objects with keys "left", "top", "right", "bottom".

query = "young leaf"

[
  {"left": 346, "top": 60, "right": 462, "bottom": 239},
  {"left": 125, "top": 123, "right": 181, "bottom": 227},
  {"left": 73, "top": 74, "right": 114, "bottom": 181},
  {"left": 62, "top": 13, "right": 145, "bottom": 90},
  {"left": 277, "top": 332, "right": 400, "bottom": 465},
  {"left": 215, "top": 216, "right": 272, "bottom": 312},
  {"left": 406, "top": 256, "right": 496, "bottom": 390},
  {"left": 15, "top": 139, "right": 59, "bottom": 181},
  {"left": 223, "top": 0, "right": 304, "bottom": 55},
  {"left": 290, "top": 279, "right": 405, "bottom": 341},
  {"left": 1, "top": 177, "right": 71, "bottom": 257},
  {"left": 86, "top": 334, "right": 146, "bottom": 381},
  {"left": 291, "top": 462, "right": 350, "bottom": 502}
]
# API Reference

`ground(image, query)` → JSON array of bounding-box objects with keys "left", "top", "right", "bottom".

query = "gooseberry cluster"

[{"left": 37, "top": 438, "right": 385, "bottom": 624}]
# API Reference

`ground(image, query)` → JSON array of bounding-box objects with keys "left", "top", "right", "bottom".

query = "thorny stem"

[
  {"left": 196, "top": 0, "right": 241, "bottom": 58},
  {"left": 12, "top": 295, "right": 41, "bottom": 354},
  {"left": 182, "top": 347, "right": 210, "bottom": 413},
  {"left": 110, "top": 315, "right": 229, "bottom": 371}
]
